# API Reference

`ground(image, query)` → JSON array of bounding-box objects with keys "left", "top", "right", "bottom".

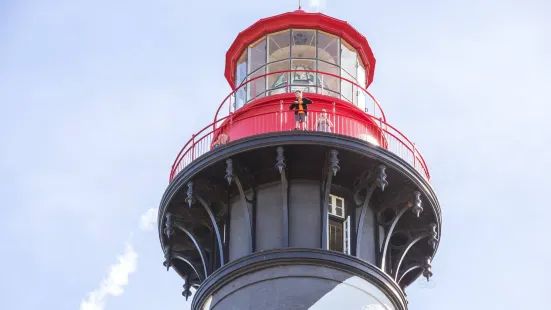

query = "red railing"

[
  {"left": 169, "top": 106, "right": 430, "bottom": 182},
  {"left": 213, "top": 69, "right": 387, "bottom": 130}
]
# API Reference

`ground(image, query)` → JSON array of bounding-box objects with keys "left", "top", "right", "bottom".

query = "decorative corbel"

[
  {"left": 412, "top": 191, "right": 423, "bottom": 217},
  {"left": 397, "top": 262, "right": 424, "bottom": 284},
  {"left": 224, "top": 158, "right": 253, "bottom": 254},
  {"left": 174, "top": 222, "right": 209, "bottom": 278},
  {"left": 185, "top": 181, "right": 195, "bottom": 208},
  {"left": 428, "top": 223, "right": 438, "bottom": 249},
  {"left": 375, "top": 164, "right": 388, "bottom": 191},
  {"left": 275, "top": 146, "right": 286, "bottom": 174},
  {"left": 224, "top": 159, "right": 234, "bottom": 186},
  {"left": 162, "top": 245, "right": 172, "bottom": 272},
  {"left": 380, "top": 190, "right": 425, "bottom": 272},
  {"left": 330, "top": 149, "right": 340, "bottom": 176},
  {"left": 321, "top": 149, "right": 339, "bottom": 249},
  {"left": 356, "top": 164, "right": 387, "bottom": 257},
  {"left": 195, "top": 194, "right": 225, "bottom": 267},
  {"left": 173, "top": 254, "right": 204, "bottom": 282},
  {"left": 352, "top": 168, "right": 373, "bottom": 204},
  {"left": 398, "top": 257, "right": 433, "bottom": 287},
  {"left": 393, "top": 223, "right": 438, "bottom": 281},
  {"left": 275, "top": 147, "right": 289, "bottom": 248},
  {"left": 163, "top": 213, "right": 175, "bottom": 271},
  {"left": 423, "top": 256, "right": 433, "bottom": 281},
  {"left": 182, "top": 274, "right": 192, "bottom": 301}
]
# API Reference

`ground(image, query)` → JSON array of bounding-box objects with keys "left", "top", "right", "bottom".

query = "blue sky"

[{"left": 1, "top": 0, "right": 550, "bottom": 309}]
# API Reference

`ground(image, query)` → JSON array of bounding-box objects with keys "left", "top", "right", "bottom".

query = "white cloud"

[
  {"left": 139, "top": 208, "right": 158, "bottom": 231},
  {"left": 307, "top": 0, "right": 326, "bottom": 11},
  {"left": 79, "top": 208, "right": 157, "bottom": 310},
  {"left": 80, "top": 244, "right": 138, "bottom": 310}
]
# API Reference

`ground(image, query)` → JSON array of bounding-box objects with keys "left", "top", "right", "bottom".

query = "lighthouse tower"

[{"left": 158, "top": 9, "right": 441, "bottom": 310}]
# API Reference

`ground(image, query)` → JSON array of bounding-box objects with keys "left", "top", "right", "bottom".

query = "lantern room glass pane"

[
  {"left": 247, "top": 68, "right": 266, "bottom": 101},
  {"left": 268, "top": 30, "right": 291, "bottom": 62},
  {"left": 233, "top": 31, "right": 372, "bottom": 108},
  {"left": 317, "top": 31, "right": 339, "bottom": 65},
  {"left": 357, "top": 58, "right": 366, "bottom": 87},
  {"left": 356, "top": 61, "right": 367, "bottom": 112},
  {"left": 248, "top": 37, "right": 267, "bottom": 75},
  {"left": 341, "top": 40, "right": 357, "bottom": 81},
  {"left": 291, "top": 29, "right": 316, "bottom": 59},
  {"left": 267, "top": 59, "right": 290, "bottom": 96},
  {"left": 235, "top": 50, "right": 248, "bottom": 87},
  {"left": 341, "top": 70, "right": 354, "bottom": 104},
  {"left": 290, "top": 59, "right": 317, "bottom": 94},
  {"left": 235, "top": 51, "right": 248, "bottom": 109},
  {"left": 317, "top": 60, "right": 340, "bottom": 98}
]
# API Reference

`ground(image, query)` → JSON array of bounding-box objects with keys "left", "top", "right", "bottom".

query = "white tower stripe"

[{"left": 308, "top": 276, "right": 395, "bottom": 310}]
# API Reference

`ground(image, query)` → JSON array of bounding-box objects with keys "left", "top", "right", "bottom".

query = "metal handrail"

[
  {"left": 212, "top": 69, "right": 387, "bottom": 132},
  {"left": 169, "top": 107, "right": 430, "bottom": 182}
]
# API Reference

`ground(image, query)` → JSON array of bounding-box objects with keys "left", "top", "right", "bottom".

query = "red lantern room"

[{"left": 169, "top": 9, "right": 429, "bottom": 182}]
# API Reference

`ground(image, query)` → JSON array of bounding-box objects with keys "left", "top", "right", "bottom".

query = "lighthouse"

[{"left": 158, "top": 9, "right": 441, "bottom": 310}]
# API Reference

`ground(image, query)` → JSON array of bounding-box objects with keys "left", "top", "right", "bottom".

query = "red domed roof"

[{"left": 225, "top": 10, "right": 377, "bottom": 89}]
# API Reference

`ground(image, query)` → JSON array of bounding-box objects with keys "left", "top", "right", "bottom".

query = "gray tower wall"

[
  {"left": 357, "top": 202, "right": 377, "bottom": 262},
  {"left": 229, "top": 180, "right": 376, "bottom": 264},
  {"left": 289, "top": 181, "right": 321, "bottom": 248},
  {"left": 193, "top": 249, "right": 405, "bottom": 310},
  {"left": 255, "top": 183, "right": 283, "bottom": 251},
  {"left": 229, "top": 194, "right": 251, "bottom": 261},
  {"left": 208, "top": 265, "right": 395, "bottom": 310}
]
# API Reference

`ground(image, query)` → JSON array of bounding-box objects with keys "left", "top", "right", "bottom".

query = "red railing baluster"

[
  {"left": 413, "top": 143, "right": 416, "bottom": 169},
  {"left": 170, "top": 70, "right": 429, "bottom": 183}
]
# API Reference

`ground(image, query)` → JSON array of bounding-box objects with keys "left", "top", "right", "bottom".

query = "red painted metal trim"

[
  {"left": 214, "top": 99, "right": 389, "bottom": 149},
  {"left": 169, "top": 96, "right": 431, "bottom": 181},
  {"left": 225, "top": 10, "right": 376, "bottom": 89}
]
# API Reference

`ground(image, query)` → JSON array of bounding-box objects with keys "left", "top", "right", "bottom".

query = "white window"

[
  {"left": 328, "top": 218, "right": 344, "bottom": 252},
  {"left": 328, "top": 194, "right": 345, "bottom": 218},
  {"left": 327, "top": 194, "right": 351, "bottom": 254},
  {"left": 343, "top": 216, "right": 351, "bottom": 255}
]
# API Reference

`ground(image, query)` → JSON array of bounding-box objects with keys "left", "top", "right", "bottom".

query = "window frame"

[
  {"left": 291, "top": 29, "right": 317, "bottom": 59},
  {"left": 238, "top": 29, "right": 366, "bottom": 108},
  {"left": 328, "top": 194, "right": 345, "bottom": 218},
  {"left": 268, "top": 30, "right": 291, "bottom": 62},
  {"left": 327, "top": 194, "right": 351, "bottom": 255}
]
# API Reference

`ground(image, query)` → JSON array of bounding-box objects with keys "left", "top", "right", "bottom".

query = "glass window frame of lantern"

[
  {"left": 317, "top": 31, "right": 340, "bottom": 66},
  {"left": 266, "top": 59, "right": 291, "bottom": 96},
  {"left": 267, "top": 30, "right": 291, "bottom": 96},
  {"left": 340, "top": 40, "right": 358, "bottom": 105},
  {"left": 237, "top": 29, "right": 368, "bottom": 109},
  {"left": 234, "top": 50, "right": 248, "bottom": 109},
  {"left": 289, "top": 58, "right": 317, "bottom": 94},
  {"left": 356, "top": 59, "right": 367, "bottom": 112},
  {"left": 316, "top": 60, "right": 341, "bottom": 99},
  {"left": 268, "top": 30, "right": 291, "bottom": 62},
  {"left": 289, "top": 29, "right": 317, "bottom": 94},
  {"left": 291, "top": 29, "right": 317, "bottom": 59},
  {"left": 247, "top": 37, "right": 267, "bottom": 101}
]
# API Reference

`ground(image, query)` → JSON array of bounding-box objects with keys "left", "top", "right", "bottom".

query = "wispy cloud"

[
  {"left": 307, "top": 0, "right": 327, "bottom": 11},
  {"left": 139, "top": 208, "right": 158, "bottom": 231},
  {"left": 80, "top": 208, "right": 158, "bottom": 310},
  {"left": 80, "top": 244, "right": 138, "bottom": 310}
]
